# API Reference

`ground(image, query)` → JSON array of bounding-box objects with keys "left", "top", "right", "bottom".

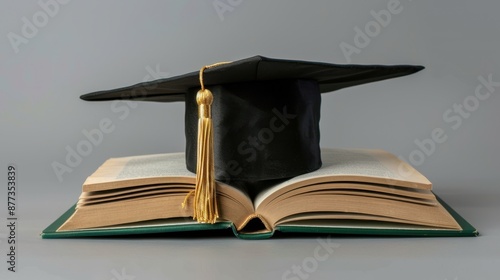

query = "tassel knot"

[{"left": 197, "top": 89, "right": 213, "bottom": 118}]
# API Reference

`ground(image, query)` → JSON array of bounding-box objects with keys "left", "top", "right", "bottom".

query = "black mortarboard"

[{"left": 81, "top": 55, "right": 424, "bottom": 222}]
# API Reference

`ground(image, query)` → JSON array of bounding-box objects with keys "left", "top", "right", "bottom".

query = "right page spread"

[{"left": 254, "top": 148, "right": 431, "bottom": 209}]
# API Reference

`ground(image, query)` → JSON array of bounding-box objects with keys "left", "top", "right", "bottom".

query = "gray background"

[{"left": 1, "top": 0, "right": 499, "bottom": 279}]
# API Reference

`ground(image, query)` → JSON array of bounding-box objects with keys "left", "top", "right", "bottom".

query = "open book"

[{"left": 42, "top": 149, "right": 477, "bottom": 239}]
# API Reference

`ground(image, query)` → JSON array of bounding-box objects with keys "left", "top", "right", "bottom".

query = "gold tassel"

[{"left": 182, "top": 62, "right": 231, "bottom": 223}]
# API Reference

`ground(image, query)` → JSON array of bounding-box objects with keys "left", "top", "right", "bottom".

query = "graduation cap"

[{"left": 81, "top": 55, "right": 424, "bottom": 223}]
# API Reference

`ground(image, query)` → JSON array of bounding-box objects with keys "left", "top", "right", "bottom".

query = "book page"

[
  {"left": 83, "top": 153, "right": 196, "bottom": 192},
  {"left": 254, "top": 148, "right": 431, "bottom": 208},
  {"left": 277, "top": 219, "right": 459, "bottom": 231},
  {"left": 116, "top": 153, "right": 194, "bottom": 179}
]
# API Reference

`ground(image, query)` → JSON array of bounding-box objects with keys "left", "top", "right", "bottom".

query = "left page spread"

[{"left": 53, "top": 152, "right": 254, "bottom": 232}]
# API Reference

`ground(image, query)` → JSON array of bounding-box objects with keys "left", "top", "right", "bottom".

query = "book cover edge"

[
  {"left": 275, "top": 194, "right": 478, "bottom": 237},
  {"left": 40, "top": 204, "right": 234, "bottom": 238},
  {"left": 41, "top": 194, "right": 477, "bottom": 239}
]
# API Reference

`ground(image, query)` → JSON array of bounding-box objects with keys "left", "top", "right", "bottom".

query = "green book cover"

[{"left": 41, "top": 195, "right": 477, "bottom": 240}]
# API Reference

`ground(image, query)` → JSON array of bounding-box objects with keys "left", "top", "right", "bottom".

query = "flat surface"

[{"left": 1, "top": 0, "right": 499, "bottom": 279}]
